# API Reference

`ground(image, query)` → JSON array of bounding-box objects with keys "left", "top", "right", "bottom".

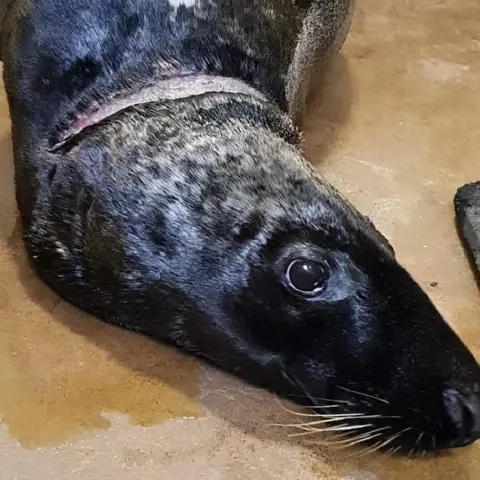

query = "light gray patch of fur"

[
  {"left": 54, "top": 241, "right": 70, "bottom": 258},
  {"left": 98, "top": 94, "right": 343, "bottom": 255},
  {"left": 286, "top": 0, "right": 355, "bottom": 122},
  {"left": 168, "top": 0, "right": 197, "bottom": 7},
  {"left": 82, "top": 96, "right": 316, "bottom": 282}
]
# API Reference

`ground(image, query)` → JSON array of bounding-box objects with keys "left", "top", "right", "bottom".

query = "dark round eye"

[{"left": 286, "top": 259, "right": 329, "bottom": 296}]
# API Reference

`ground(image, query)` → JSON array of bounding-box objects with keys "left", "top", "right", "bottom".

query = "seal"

[{"left": 1, "top": 0, "right": 480, "bottom": 456}]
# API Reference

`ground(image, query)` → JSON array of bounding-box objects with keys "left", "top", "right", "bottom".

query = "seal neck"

[{"left": 50, "top": 74, "right": 269, "bottom": 151}]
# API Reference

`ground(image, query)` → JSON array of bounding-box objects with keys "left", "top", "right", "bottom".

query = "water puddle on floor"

[
  {"left": 0, "top": 220, "right": 203, "bottom": 449},
  {"left": 0, "top": 88, "right": 202, "bottom": 449}
]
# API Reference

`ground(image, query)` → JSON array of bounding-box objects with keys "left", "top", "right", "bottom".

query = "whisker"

[
  {"left": 287, "top": 423, "right": 375, "bottom": 437},
  {"left": 347, "top": 427, "right": 411, "bottom": 459},
  {"left": 337, "top": 386, "right": 390, "bottom": 405},
  {"left": 348, "top": 441, "right": 383, "bottom": 459},
  {"left": 287, "top": 427, "right": 339, "bottom": 437},
  {"left": 408, "top": 433, "right": 421, "bottom": 457},
  {"left": 280, "top": 401, "right": 401, "bottom": 421},
  {"left": 287, "top": 393, "right": 354, "bottom": 406},
  {"left": 302, "top": 404, "right": 342, "bottom": 410},
  {"left": 390, "top": 445, "right": 402, "bottom": 455},
  {"left": 330, "top": 431, "right": 386, "bottom": 450},
  {"left": 284, "top": 414, "right": 391, "bottom": 428},
  {"left": 384, "top": 445, "right": 402, "bottom": 459},
  {"left": 269, "top": 411, "right": 385, "bottom": 430},
  {"left": 306, "top": 433, "right": 364, "bottom": 447},
  {"left": 385, "top": 447, "right": 395, "bottom": 457},
  {"left": 305, "top": 431, "right": 368, "bottom": 446},
  {"left": 292, "top": 405, "right": 401, "bottom": 420},
  {"left": 342, "top": 426, "right": 390, "bottom": 438},
  {"left": 296, "top": 412, "right": 372, "bottom": 419},
  {"left": 307, "top": 426, "right": 391, "bottom": 446},
  {"left": 373, "top": 427, "right": 411, "bottom": 451},
  {"left": 281, "top": 372, "right": 356, "bottom": 409},
  {"left": 275, "top": 402, "right": 367, "bottom": 418},
  {"left": 281, "top": 373, "right": 326, "bottom": 408},
  {"left": 270, "top": 415, "right": 370, "bottom": 429},
  {"left": 409, "top": 431, "right": 424, "bottom": 456}
]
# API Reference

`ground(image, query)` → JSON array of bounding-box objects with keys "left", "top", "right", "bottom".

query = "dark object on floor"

[{"left": 454, "top": 181, "right": 480, "bottom": 282}]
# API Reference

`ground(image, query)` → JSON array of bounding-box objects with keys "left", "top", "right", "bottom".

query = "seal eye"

[{"left": 286, "top": 259, "right": 329, "bottom": 296}]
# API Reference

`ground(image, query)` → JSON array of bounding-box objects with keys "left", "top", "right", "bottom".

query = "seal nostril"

[
  {"left": 443, "top": 389, "right": 480, "bottom": 446},
  {"left": 463, "top": 394, "right": 480, "bottom": 439}
]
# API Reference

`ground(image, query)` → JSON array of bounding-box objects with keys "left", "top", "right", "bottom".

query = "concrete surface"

[{"left": 1, "top": 0, "right": 480, "bottom": 478}]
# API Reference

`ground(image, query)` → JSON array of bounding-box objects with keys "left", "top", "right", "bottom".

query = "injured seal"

[{"left": 1, "top": 0, "right": 480, "bottom": 456}]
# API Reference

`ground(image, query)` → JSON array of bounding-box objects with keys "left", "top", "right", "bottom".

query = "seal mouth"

[
  {"left": 275, "top": 375, "right": 419, "bottom": 455},
  {"left": 277, "top": 398, "right": 428, "bottom": 456},
  {"left": 49, "top": 74, "right": 267, "bottom": 151},
  {"left": 279, "top": 391, "right": 419, "bottom": 457},
  {"left": 275, "top": 377, "right": 480, "bottom": 457}
]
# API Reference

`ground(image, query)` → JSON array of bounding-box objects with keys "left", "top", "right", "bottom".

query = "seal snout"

[{"left": 442, "top": 387, "right": 480, "bottom": 448}]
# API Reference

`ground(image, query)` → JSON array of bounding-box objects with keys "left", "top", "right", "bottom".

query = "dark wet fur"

[{"left": 1, "top": 0, "right": 480, "bottom": 455}]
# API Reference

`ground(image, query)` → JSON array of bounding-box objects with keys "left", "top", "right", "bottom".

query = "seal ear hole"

[
  {"left": 285, "top": 258, "right": 330, "bottom": 297},
  {"left": 233, "top": 213, "right": 264, "bottom": 244}
]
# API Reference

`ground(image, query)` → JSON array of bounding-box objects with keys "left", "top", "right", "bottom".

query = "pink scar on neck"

[{"left": 51, "top": 75, "right": 267, "bottom": 150}]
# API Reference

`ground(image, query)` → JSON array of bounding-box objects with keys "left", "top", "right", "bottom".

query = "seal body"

[{"left": 2, "top": 0, "right": 480, "bottom": 455}]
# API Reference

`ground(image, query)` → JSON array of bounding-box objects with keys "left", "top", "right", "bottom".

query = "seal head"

[{"left": 24, "top": 93, "right": 480, "bottom": 455}]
